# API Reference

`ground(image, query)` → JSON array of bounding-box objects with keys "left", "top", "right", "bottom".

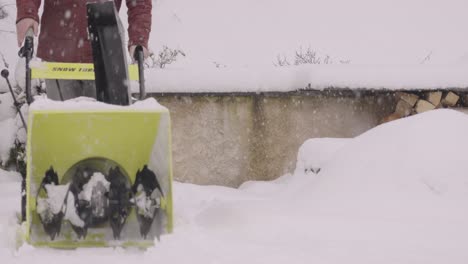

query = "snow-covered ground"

[
  {"left": 2, "top": 0, "right": 468, "bottom": 92},
  {"left": 1, "top": 0, "right": 468, "bottom": 262},
  {"left": 1, "top": 109, "right": 468, "bottom": 263}
]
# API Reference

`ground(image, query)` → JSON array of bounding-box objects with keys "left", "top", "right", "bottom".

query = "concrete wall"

[{"left": 153, "top": 90, "right": 396, "bottom": 187}]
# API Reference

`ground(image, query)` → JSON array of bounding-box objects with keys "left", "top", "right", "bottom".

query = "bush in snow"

[
  {"left": 146, "top": 46, "right": 186, "bottom": 69},
  {"left": 0, "top": 92, "right": 28, "bottom": 176},
  {"left": 294, "top": 47, "right": 331, "bottom": 65},
  {"left": 275, "top": 46, "right": 350, "bottom": 66},
  {"left": 7, "top": 141, "right": 26, "bottom": 176},
  {"left": 274, "top": 54, "right": 290, "bottom": 67}
]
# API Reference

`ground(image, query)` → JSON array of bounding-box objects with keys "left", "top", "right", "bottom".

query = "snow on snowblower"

[{"left": 2, "top": 1, "right": 172, "bottom": 248}]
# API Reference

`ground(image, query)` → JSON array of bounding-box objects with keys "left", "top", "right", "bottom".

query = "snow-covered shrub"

[
  {"left": 0, "top": 92, "right": 28, "bottom": 177},
  {"left": 273, "top": 54, "right": 290, "bottom": 67},
  {"left": 146, "top": 46, "right": 186, "bottom": 69},
  {"left": 7, "top": 140, "right": 26, "bottom": 176},
  {"left": 10, "top": 104, "right": 28, "bottom": 176},
  {"left": 294, "top": 47, "right": 330, "bottom": 65},
  {"left": 275, "top": 47, "right": 350, "bottom": 66}
]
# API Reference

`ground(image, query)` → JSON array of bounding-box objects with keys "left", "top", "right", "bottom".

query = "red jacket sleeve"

[
  {"left": 126, "top": 0, "right": 152, "bottom": 49},
  {"left": 16, "top": 0, "right": 41, "bottom": 23}
]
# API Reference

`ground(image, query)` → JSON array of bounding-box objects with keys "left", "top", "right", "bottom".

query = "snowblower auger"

[
  {"left": 36, "top": 167, "right": 64, "bottom": 240},
  {"left": 133, "top": 165, "right": 165, "bottom": 239},
  {"left": 108, "top": 166, "right": 133, "bottom": 240},
  {"left": 22, "top": 1, "right": 173, "bottom": 248}
]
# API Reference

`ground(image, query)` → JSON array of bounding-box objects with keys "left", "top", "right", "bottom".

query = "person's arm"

[
  {"left": 16, "top": 0, "right": 41, "bottom": 46},
  {"left": 126, "top": 0, "right": 151, "bottom": 58}
]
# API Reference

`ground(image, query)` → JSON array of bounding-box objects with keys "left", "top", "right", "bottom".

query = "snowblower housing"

[{"left": 26, "top": 100, "right": 173, "bottom": 248}]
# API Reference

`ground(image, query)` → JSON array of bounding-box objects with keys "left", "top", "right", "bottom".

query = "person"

[{"left": 15, "top": 0, "right": 151, "bottom": 100}]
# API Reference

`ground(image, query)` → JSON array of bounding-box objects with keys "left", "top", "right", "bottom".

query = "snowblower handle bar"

[
  {"left": 13, "top": 26, "right": 33, "bottom": 222},
  {"left": 18, "top": 27, "right": 35, "bottom": 105},
  {"left": 133, "top": 45, "right": 146, "bottom": 100}
]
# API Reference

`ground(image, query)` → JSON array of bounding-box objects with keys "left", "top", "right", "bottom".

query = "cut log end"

[
  {"left": 427, "top": 91, "right": 442, "bottom": 107},
  {"left": 442, "top": 92, "right": 460, "bottom": 107},
  {"left": 396, "top": 92, "right": 419, "bottom": 107},
  {"left": 415, "top": 99, "right": 436, "bottom": 113}
]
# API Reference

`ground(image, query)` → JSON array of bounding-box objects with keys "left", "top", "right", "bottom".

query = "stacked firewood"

[{"left": 381, "top": 91, "right": 461, "bottom": 123}]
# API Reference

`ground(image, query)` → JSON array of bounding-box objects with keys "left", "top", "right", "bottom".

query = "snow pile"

[
  {"left": 313, "top": 109, "right": 468, "bottom": 205},
  {"left": 294, "top": 137, "right": 351, "bottom": 176},
  {"left": 174, "top": 109, "right": 468, "bottom": 263}
]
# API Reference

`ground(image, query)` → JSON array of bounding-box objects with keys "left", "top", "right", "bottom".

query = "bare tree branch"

[
  {"left": 0, "top": 51, "right": 9, "bottom": 68},
  {"left": 146, "top": 46, "right": 186, "bottom": 69},
  {"left": 274, "top": 54, "right": 290, "bottom": 67},
  {"left": 420, "top": 51, "right": 433, "bottom": 64},
  {"left": 275, "top": 46, "right": 351, "bottom": 67}
]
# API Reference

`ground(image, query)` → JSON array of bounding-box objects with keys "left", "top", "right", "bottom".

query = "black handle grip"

[{"left": 133, "top": 46, "right": 146, "bottom": 100}]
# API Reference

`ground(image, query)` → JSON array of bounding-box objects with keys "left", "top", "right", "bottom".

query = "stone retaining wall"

[{"left": 152, "top": 90, "right": 396, "bottom": 187}]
